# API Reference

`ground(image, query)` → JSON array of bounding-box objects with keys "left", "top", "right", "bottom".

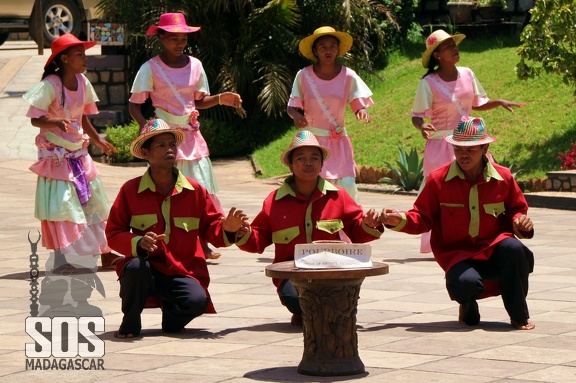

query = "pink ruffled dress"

[
  {"left": 288, "top": 65, "right": 374, "bottom": 203},
  {"left": 23, "top": 73, "right": 110, "bottom": 256},
  {"left": 130, "top": 56, "right": 222, "bottom": 212}
]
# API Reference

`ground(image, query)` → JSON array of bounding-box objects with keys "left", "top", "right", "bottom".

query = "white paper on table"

[{"left": 294, "top": 241, "right": 372, "bottom": 269}]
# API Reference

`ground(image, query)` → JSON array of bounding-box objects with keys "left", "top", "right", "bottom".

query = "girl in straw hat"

[
  {"left": 287, "top": 26, "right": 373, "bottom": 203},
  {"left": 411, "top": 29, "right": 525, "bottom": 253},
  {"left": 236, "top": 130, "right": 383, "bottom": 326},
  {"left": 23, "top": 34, "right": 121, "bottom": 270},
  {"left": 129, "top": 12, "right": 243, "bottom": 260}
]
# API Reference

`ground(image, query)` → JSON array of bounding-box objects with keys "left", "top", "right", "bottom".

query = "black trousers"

[
  {"left": 278, "top": 279, "right": 302, "bottom": 316},
  {"left": 445, "top": 237, "right": 534, "bottom": 322},
  {"left": 118, "top": 257, "right": 209, "bottom": 335}
]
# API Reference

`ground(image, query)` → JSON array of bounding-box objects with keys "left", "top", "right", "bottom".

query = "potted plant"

[
  {"left": 447, "top": 0, "right": 475, "bottom": 24},
  {"left": 476, "top": 0, "right": 506, "bottom": 20}
]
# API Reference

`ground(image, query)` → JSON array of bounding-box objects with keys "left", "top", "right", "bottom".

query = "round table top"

[{"left": 265, "top": 260, "right": 389, "bottom": 280}]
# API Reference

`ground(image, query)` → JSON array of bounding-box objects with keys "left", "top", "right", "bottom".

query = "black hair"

[
  {"left": 422, "top": 55, "right": 439, "bottom": 79},
  {"left": 41, "top": 48, "right": 71, "bottom": 107}
]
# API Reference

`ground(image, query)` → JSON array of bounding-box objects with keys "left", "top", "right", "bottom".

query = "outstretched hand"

[
  {"left": 500, "top": 100, "right": 526, "bottom": 113},
  {"left": 380, "top": 208, "right": 402, "bottom": 227},
  {"left": 363, "top": 208, "right": 381, "bottom": 228},
  {"left": 222, "top": 207, "right": 249, "bottom": 233}
]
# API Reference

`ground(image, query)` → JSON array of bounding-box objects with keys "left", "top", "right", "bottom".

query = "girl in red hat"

[
  {"left": 23, "top": 34, "right": 121, "bottom": 271},
  {"left": 129, "top": 12, "right": 243, "bottom": 260}
]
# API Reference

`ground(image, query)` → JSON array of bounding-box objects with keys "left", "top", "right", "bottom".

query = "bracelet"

[{"left": 218, "top": 93, "right": 221, "bottom": 105}]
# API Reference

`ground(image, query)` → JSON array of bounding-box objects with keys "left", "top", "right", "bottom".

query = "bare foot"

[
  {"left": 511, "top": 319, "right": 536, "bottom": 330},
  {"left": 201, "top": 240, "right": 221, "bottom": 260},
  {"left": 114, "top": 331, "right": 137, "bottom": 339}
]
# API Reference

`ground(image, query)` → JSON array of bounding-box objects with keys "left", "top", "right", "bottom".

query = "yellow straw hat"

[
  {"left": 298, "top": 26, "right": 353, "bottom": 61},
  {"left": 130, "top": 119, "right": 186, "bottom": 159},
  {"left": 421, "top": 29, "right": 465, "bottom": 68},
  {"left": 281, "top": 130, "right": 330, "bottom": 167}
]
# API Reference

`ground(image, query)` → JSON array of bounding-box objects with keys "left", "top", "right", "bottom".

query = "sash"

[
  {"left": 150, "top": 57, "right": 200, "bottom": 129},
  {"left": 427, "top": 73, "right": 467, "bottom": 117},
  {"left": 301, "top": 67, "right": 346, "bottom": 139}
]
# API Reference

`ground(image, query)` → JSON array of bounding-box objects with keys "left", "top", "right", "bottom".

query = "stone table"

[{"left": 265, "top": 261, "right": 389, "bottom": 376}]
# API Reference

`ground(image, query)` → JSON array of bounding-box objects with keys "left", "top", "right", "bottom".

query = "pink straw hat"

[
  {"left": 281, "top": 130, "right": 330, "bottom": 167},
  {"left": 130, "top": 119, "right": 186, "bottom": 159},
  {"left": 444, "top": 116, "right": 496, "bottom": 146},
  {"left": 146, "top": 12, "right": 201, "bottom": 36}
]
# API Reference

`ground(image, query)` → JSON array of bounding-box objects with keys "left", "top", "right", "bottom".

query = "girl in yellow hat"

[{"left": 287, "top": 26, "right": 373, "bottom": 203}]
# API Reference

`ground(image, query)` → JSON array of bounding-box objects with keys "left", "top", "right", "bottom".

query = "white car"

[{"left": 0, "top": 0, "right": 101, "bottom": 47}]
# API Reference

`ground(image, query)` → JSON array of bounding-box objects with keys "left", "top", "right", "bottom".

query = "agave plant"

[
  {"left": 495, "top": 156, "right": 522, "bottom": 179},
  {"left": 380, "top": 147, "right": 424, "bottom": 191}
]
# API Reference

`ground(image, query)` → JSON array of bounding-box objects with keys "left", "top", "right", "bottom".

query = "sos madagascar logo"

[{"left": 26, "top": 234, "right": 105, "bottom": 371}]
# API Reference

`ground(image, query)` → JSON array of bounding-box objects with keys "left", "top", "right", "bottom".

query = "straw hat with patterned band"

[
  {"left": 421, "top": 29, "right": 466, "bottom": 68},
  {"left": 130, "top": 119, "right": 186, "bottom": 159},
  {"left": 146, "top": 12, "right": 201, "bottom": 36},
  {"left": 44, "top": 34, "right": 97, "bottom": 70},
  {"left": 444, "top": 116, "right": 496, "bottom": 146},
  {"left": 299, "top": 26, "right": 353, "bottom": 61},
  {"left": 281, "top": 130, "right": 330, "bottom": 167}
]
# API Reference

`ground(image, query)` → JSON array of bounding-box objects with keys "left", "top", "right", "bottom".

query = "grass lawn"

[{"left": 251, "top": 33, "right": 576, "bottom": 181}]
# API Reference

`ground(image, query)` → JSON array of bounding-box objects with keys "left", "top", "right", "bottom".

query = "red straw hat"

[
  {"left": 44, "top": 34, "right": 97, "bottom": 70},
  {"left": 130, "top": 119, "right": 186, "bottom": 159},
  {"left": 280, "top": 130, "right": 330, "bottom": 167},
  {"left": 444, "top": 116, "right": 496, "bottom": 146},
  {"left": 146, "top": 12, "right": 201, "bottom": 36}
]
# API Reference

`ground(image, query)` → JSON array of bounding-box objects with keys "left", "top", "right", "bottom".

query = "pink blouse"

[{"left": 130, "top": 56, "right": 210, "bottom": 160}]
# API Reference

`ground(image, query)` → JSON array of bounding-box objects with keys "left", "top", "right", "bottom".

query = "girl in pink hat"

[
  {"left": 287, "top": 26, "right": 374, "bottom": 204},
  {"left": 411, "top": 29, "right": 525, "bottom": 253},
  {"left": 129, "top": 12, "right": 243, "bottom": 260},
  {"left": 22, "top": 34, "right": 121, "bottom": 270}
]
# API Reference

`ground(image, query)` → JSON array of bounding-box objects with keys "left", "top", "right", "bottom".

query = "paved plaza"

[{"left": 0, "top": 41, "right": 575, "bottom": 382}]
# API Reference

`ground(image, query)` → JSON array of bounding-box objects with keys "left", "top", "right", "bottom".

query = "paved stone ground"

[{"left": 0, "top": 41, "right": 575, "bottom": 382}]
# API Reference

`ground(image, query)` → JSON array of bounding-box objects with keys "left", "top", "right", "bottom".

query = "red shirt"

[
  {"left": 237, "top": 176, "right": 383, "bottom": 287},
  {"left": 106, "top": 168, "right": 233, "bottom": 313},
  {"left": 389, "top": 160, "right": 533, "bottom": 272}
]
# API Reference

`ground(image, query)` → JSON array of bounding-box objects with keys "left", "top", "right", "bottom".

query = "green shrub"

[
  {"left": 105, "top": 121, "right": 141, "bottom": 163},
  {"left": 379, "top": 147, "right": 424, "bottom": 191}
]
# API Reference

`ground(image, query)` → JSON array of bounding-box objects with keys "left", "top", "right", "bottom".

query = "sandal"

[{"left": 100, "top": 252, "right": 123, "bottom": 269}]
